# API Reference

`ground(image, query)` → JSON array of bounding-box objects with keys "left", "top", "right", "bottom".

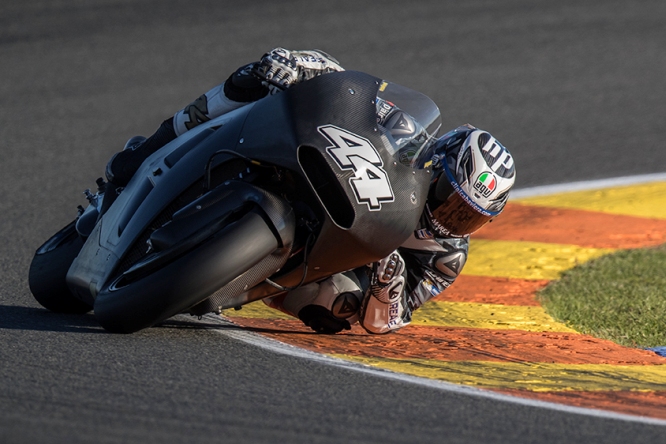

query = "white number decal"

[
  {"left": 481, "top": 135, "right": 514, "bottom": 172},
  {"left": 318, "top": 125, "right": 394, "bottom": 211}
]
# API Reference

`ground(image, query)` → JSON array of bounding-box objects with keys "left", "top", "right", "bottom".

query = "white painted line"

[
  {"left": 511, "top": 172, "right": 666, "bottom": 199},
  {"left": 200, "top": 314, "right": 666, "bottom": 427}
]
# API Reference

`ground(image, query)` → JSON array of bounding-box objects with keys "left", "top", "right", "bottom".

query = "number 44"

[{"left": 318, "top": 125, "right": 395, "bottom": 211}]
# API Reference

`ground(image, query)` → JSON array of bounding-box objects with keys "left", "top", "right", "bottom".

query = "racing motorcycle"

[{"left": 28, "top": 70, "right": 440, "bottom": 333}]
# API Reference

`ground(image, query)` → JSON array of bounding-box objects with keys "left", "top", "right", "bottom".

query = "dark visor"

[{"left": 428, "top": 168, "right": 499, "bottom": 236}]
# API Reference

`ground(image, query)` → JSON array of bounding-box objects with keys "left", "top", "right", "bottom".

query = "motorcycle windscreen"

[{"left": 376, "top": 80, "right": 442, "bottom": 168}]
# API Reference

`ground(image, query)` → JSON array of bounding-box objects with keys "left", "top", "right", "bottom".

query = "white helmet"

[{"left": 416, "top": 124, "right": 516, "bottom": 236}]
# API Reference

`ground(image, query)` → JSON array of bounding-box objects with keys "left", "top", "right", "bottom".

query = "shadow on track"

[
  {"left": 160, "top": 315, "right": 338, "bottom": 336},
  {"left": 0, "top": 304, "right": 302, "bottom": 336},
  {"left": 157, "top": 317, "right": 322, "bottom": 336},
  {"left": 0, "top": 305, "right": 104, "bottom": 333}
]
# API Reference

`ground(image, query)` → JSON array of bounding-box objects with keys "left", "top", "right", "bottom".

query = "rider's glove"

[
  {"left": 359, "top": 251, "right": 409, "bottom": 334},
  {"left": 258, "top": 48, "right": 300, "bottom": 94},
  {"left": 257, "top": 48, "right": 344, "bottom": 94},
  {"left": 289, "top": 49, "right": 344, "bottom": 81}
]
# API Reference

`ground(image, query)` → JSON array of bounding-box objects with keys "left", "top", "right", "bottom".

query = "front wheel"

[
  {"left": 94, "top": 210, "right": 284, "bottom": 333},
  {"left": 28, "top": 221, "right": 93, "bottom": 313}
]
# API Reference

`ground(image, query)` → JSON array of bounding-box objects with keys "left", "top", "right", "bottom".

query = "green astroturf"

[{"left": 539, "top": 244, "right": 666, "bottom": 348}]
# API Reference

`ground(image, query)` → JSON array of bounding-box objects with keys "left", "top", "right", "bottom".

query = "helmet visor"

[
  {"left": 427, "top": 167, "right": 499, "bottom": 236},
  {"left": 427, "top": 190, "right": 494, "bottom": 236}
]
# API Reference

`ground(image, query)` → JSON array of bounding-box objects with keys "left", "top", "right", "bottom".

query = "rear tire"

[
  {"left": 94, "top": 210, "right": 282, "bottom": 333},
  {"left": 28, "top": 221, "right": 93, "bottom": 313}
]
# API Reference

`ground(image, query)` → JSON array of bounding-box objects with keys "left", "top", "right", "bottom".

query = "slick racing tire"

[
  {"left": 94, "top": 210, "right": 281, "bottom": 333},
  {"left": 28, "top": 220, "right": 93, "bottom": 314}
]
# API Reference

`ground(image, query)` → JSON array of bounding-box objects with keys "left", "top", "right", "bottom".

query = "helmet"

[{"left": 415, "top": 124, "right": 516, "bottom": 236}]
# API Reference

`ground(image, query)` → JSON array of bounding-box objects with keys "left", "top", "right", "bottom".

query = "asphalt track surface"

[{"left": 1, "top": 1, "right": 666, "bottom": 443}]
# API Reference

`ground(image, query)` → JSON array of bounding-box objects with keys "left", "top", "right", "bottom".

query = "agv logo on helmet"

[
  {"left": 460, "top": 130, "right": 515, "bottom": 206},
  {"left": 473, "top": 172, "right": 497, "bottom": 198},
  {"left": 471, "top": 133, "right": 514, "bottom": 200}
]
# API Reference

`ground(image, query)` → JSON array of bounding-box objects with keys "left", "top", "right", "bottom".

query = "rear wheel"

[
  {"left": 28, "top": 221, "right": 93, "bottom": 313},
  {"left": 94, "top": 210, "right": 282, "bottom": 333}
]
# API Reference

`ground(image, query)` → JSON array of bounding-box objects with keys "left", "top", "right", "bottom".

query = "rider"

[{"left": 105, "top": 48, "right": 516, "bottom": 334}]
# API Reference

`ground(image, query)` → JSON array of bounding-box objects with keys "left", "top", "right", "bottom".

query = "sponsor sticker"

[
  {"left": 474, "top": 171, "right": 497, "bottom": 198},
  {"left": 376, "top": 98, "right": 395, "bottom": 125},
  {"left": 415, "top": 228, "right": 434, "bottom": 240}
]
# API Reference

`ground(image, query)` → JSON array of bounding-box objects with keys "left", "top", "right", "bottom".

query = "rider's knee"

[{"left": 263, "top": 272, "right": 363, "bottom": 334}]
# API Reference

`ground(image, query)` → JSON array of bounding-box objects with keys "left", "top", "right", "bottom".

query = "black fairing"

[
  {"left": 232, "top": 71, "right": 431, "bottom": 300},
  {"left": 66, "top": 71, "right": 433, "bottom": 308}
]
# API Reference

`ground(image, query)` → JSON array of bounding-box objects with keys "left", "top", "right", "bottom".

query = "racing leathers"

[
  {"left": 105, "top": 48, "right": 344, "bottom": 186},
  {"left": 105, "top": 47, "right": 469, "bottom": 335}
]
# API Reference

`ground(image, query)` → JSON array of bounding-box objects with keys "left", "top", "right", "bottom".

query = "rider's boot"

[
  {"left": 105, "top": 117, "right": 178, "bottom": 187},
  {"left": 104, "top": 136, "right": 148, "bottom": 187}
]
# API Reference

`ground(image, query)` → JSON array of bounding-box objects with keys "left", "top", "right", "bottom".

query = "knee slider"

[
  {"left": 294, "top": 274, "right": 363, "bottom": 334},
  {"left": 298, "top": 300, "right": 353, "bottom": 334},
  {"left": 298, "top": 288, "right": 362, "bottom": 334}
]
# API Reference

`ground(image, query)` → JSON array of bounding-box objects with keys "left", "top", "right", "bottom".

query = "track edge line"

[
  {"left": 199, "top": 314, "right": 666, "bottom": 427},
  {"left": 511, "top": 172, "right": 666, "bottom": 199}
]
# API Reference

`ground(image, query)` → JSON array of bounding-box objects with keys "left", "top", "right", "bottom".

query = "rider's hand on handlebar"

[{"left": 258, "top": 48, "right": 300, "bottom": 94}]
